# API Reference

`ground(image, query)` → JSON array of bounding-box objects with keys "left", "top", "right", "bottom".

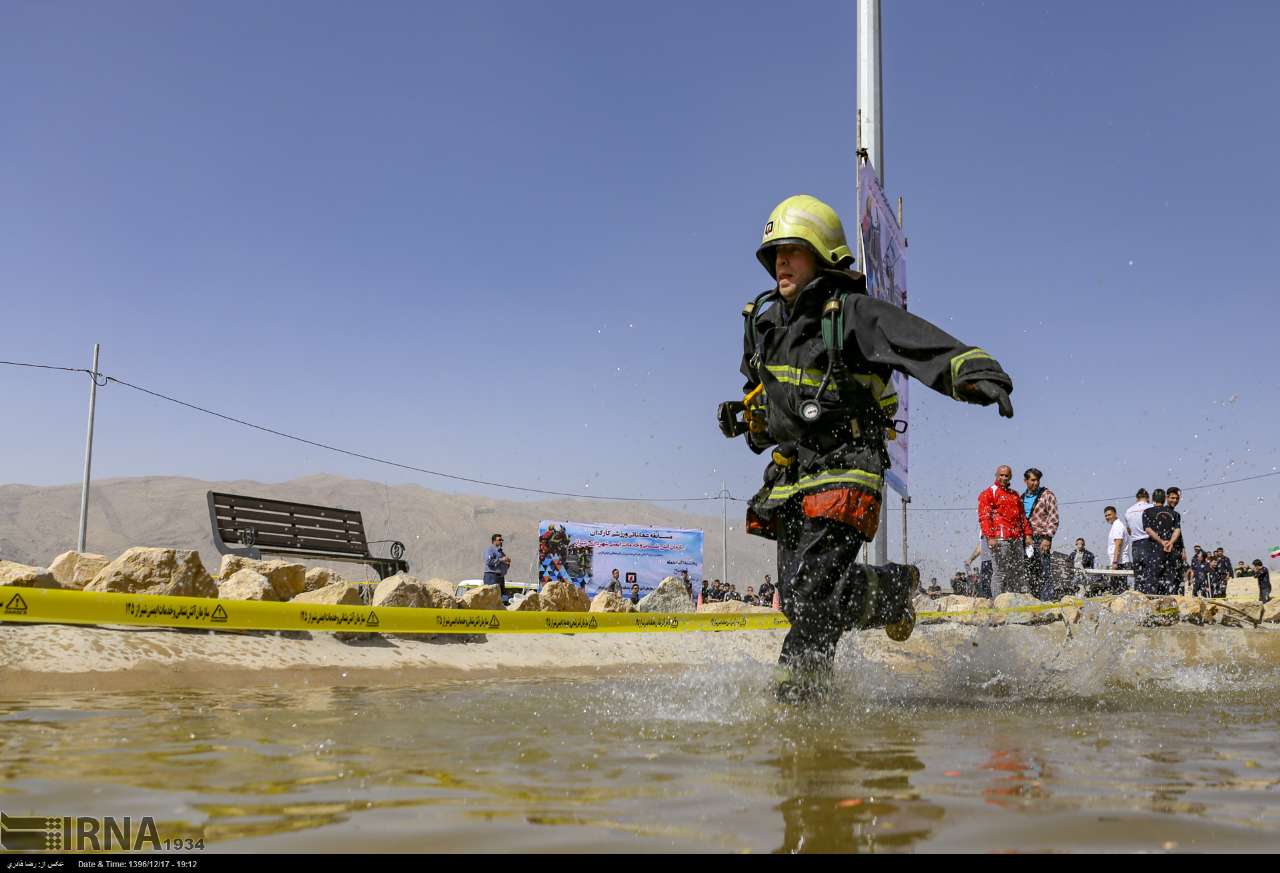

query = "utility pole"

[
  {"left": 720, "top": 481, "right": 729, "bottom": 583},
  {"left": 76, "top": 343, "right": 101, "bottom": 553},
  {"left": 897, "top": 196, "right": 908, "bottom": 566},
  {"left": 901, "top": 495, "right": 910, "bottom": 563},
  {"left": 858, "top": 0, "right": 884, "bottom": 181},
  {"left": 858, "top": 0, "right": 890, "bottom": 565}
]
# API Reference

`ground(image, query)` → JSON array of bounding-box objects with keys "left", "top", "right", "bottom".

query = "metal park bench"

[{"left": 207, "top": 491, "right": 408, "bottom": 580}]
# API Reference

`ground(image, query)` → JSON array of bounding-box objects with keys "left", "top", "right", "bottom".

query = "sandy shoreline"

[
  {"left": 4, "top": 618, "right": 1279, "bottom": 694},
  {"left": 0, "top": 622, "right": 788, "bottom": 693}
]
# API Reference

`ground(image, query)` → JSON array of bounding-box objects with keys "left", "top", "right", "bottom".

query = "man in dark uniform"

[
  {"left": 1210, "top": 547, "right": 1231, "bottom": 598},
  {"left": 1252, "top": 559, "right": 1272, "bottom": 603},
  {"left": 1141, "top": 489, "right": 1182, "bottom": 595},
  {"left": 717, "top": 194, "right": 1015, "bottom": 701},
  {"left": 1189, "top": 545, "right": 1210, "bottom": 597}
]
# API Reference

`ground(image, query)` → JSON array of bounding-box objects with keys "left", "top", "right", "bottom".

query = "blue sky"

[{"left": 3, "top": 1, "right": 1278, "bottom": 576}]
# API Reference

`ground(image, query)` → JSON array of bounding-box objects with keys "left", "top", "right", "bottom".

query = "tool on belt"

[{"left": 717, "top": 383, "right": 767, "bottom": 439}]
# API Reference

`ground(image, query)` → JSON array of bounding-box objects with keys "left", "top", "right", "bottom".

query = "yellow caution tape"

[
  {"left": 0, "top": 587, "right": 1224, "bottom": 636},
  {"left": 0, "top": 586, "right": 791, "bottom": 635}
]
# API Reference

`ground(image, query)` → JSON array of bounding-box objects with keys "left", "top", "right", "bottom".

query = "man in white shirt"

[
  {"left": 1103, "top": 505, "right": 1131, "bottom": 593},
  {"left": 1125, "top": 488, "right": 1153, "bottom": 593},
  {"left": 1104, "top": 506, "right": 1131, "bottom": 567}
]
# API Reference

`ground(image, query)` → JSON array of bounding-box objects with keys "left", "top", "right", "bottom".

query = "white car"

[{"left": 454, "top": 579, "right": 538, "bottom": 600}]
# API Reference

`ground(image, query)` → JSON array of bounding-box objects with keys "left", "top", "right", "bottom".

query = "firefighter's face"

[{"left": 774, "top": 244, "right": 818, "bottom": 302}]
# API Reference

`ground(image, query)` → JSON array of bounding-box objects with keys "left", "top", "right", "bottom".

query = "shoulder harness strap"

[
  {"left": 743, "top": 290, "right": 779, "bottom": 373},
  {"left": 820, "top": 294, "right": 845, "bottom": 357}
]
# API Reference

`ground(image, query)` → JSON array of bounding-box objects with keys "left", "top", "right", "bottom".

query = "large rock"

[
  {"left": 638, "top": 576, "right": 695, "bottom": 614},
  {"left": 47, "top": 551, "right": 110, "bottom": 589},
  {"left": 371, "top": 573, "right": 426, "bottom": 608},
  {"left": 1226, "top": 578, "right": 1261, "bottom": 602},
  {"left": 217, "top": 568, "right": 278, "bottom": 601},
  {"left": 85, "top": 547, "right": 217, "bottom": 597},
  {"left": 1109, "top": 590, "right": 1150, "bottom": 617},
  {"left": 510, "top": 592, "right": 541, "bottom": 611},
  {"left": 370, "top": 575, "right": 459, "bottom": 610},
  {"left": 1055, "top": 599, "right": 1086, "bottom": 625},
  {"left": 1147, "top": 595, "right": 1179, "bottom": 625},
  {"left": 422, "top": 577, "right": 455, "bottom": 597},
  {"left": 1263, "top": 599, "right": 1280, "bottom": 623},
  {"left": 696, "top": 599, "right": 772, "bottom": 614},
  {"left": 460, "top": 584, "right": 503, "bottom": 610},
  {"left": 1173, "top": 595, "right": 1212, "bottom": 624},
  {"left": 293, "top": 581, "right": 365, "bottom": 606},
  {"left": 0, "top": 560, "right": 61, "bottom": 589},
  {"left": 539, "top": 580, "right": 591, "bottom": 612},
  {"left": 591, "top": 590, "right": 637, "bottom": 613},
  {"left": 993, "top": 592, "right": 1055, "bottom": 625},
  {"left": 218, "top": 555, "right": 305, "bottom": 600},
  {"left": 421, "top": 578, "right": 460, "bottom": 609},
  {"left": 913, "top": 593, "right": 944, "bottom": 624},
  {"left": 1108, "top": 590, "right": 1177, "bottom": 625},
  {"left": 1218, "top": 601, "right": 1265, "bottom": 628},
  {"left": 303, "top": 566, "right": 348, "bottom": 592},
  {"left": 937, "top": 595, "right": 995, "bottom": 626}
]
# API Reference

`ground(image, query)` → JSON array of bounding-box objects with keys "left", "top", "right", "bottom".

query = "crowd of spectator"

[
  {"left": 959, "top": 468, "right": 1274, "bottom": 603},
  {"left": 701, "top": 576, "right": 775, "bottom": 606}
]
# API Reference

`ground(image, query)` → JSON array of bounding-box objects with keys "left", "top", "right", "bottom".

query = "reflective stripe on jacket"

[{"left": 740, "top": 269, "right": 1013, "bottom": 517}]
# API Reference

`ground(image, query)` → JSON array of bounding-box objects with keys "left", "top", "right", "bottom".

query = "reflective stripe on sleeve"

[{"left": 949, "top": 348, "right": 997, "bottom": 398}]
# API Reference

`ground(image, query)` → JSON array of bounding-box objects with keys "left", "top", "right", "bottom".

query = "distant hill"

[{"left": 0, "top": 474, "right": 776, "bottom": 586}]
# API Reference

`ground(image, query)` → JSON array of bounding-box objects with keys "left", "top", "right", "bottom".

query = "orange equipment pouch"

[
  {"left": 745, "top": 506, "right": 778, "bottom": 540},
  {"left": 802, "top": 487, "right": 882, "bottom": 540}
]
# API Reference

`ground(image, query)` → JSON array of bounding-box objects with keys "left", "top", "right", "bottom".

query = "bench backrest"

[{"left": 208, "top": 491, "right": 373, "bottom": 561}]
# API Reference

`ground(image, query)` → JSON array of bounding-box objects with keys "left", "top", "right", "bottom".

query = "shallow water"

[{"left": 3, "top": 625, "right": 1279, "bottom": 852}]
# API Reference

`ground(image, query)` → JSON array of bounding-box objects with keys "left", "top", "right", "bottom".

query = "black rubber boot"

[
  {"left": 774, "top": 610, "right": 840, "bottom": 704},
  {"left": 883, "top": 565, "right": 919, "bottom": 642},
  {"left": 773, "top": 653, "right": 836, "bottom": 704}
]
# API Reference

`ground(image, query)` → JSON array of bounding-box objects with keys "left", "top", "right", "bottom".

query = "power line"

[
  {"left": 105, "top": 374, "right": 730, "bottom": 503},
  {"left": 891, "top": 469, "right": 1280, "bottom": 512},
  {"left": 2, "top": 359, "right": 723, "bottom": 502},
  {"left": 0, "top": 360, "right": 94, "bottom": 376},
  {"left": 5, "top": 358, "right": 1274, "bottom": 508}
]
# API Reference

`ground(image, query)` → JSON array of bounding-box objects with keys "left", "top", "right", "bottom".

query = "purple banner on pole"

[{"left": 858, "top": 163, "right": 909, "bottom": 498}]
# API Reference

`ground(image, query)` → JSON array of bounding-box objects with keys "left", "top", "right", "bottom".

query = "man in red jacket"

[{"left": 978, "top": 465, "right": 1033, "bottom": 595}]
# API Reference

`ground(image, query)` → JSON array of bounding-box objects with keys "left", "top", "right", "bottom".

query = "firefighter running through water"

[{"left": 718, "top": 194, "right": 1016, "bottom": 701}]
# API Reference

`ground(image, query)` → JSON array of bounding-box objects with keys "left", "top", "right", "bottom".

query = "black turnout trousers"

[{"left": 774, "top": 502, "right": 913, "bottom": 670}]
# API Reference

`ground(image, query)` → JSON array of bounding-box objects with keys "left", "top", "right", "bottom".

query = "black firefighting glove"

[
  {"left": 746, "top": 429, "right": 776, "bottom": 455},
  {"left": 959, "top": 380, "right": 1014, "bottom": 418},
  {"left": 717, "top": 400, "right": 747, "bottom": 438}
]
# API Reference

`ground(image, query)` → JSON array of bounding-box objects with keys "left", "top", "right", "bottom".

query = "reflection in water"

[
  {"left": 2, "top": 646, "right": 1280, "bottom": 851},
  {"left": 769, "top": 723, "right": 938, "bottom": 853},
  {"left": 981, "top": 746, "right": 1052, "bottom": 809}
]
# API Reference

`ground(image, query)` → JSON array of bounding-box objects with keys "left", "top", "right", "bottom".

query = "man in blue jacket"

[{"left": 483, "top": 533, "right": 511, "bottom": 600}]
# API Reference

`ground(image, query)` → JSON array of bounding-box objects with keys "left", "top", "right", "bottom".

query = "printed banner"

[
  {"left": 858, "top": 163, "right": 909, "bottom": 497},
  {"left": 536, "top": 521, "right": 704, "bottom": 598}
]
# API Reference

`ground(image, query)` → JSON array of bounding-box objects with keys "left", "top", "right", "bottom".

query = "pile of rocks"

[
  {"left": 912, "top": 590, "right": 1280, "bottom": 627},
  {"left": 8, "top": 553, "right": 1269, "bottom": 628},
  {"left": 1, "top": 552, "right": 771, "bottom": 617}
]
